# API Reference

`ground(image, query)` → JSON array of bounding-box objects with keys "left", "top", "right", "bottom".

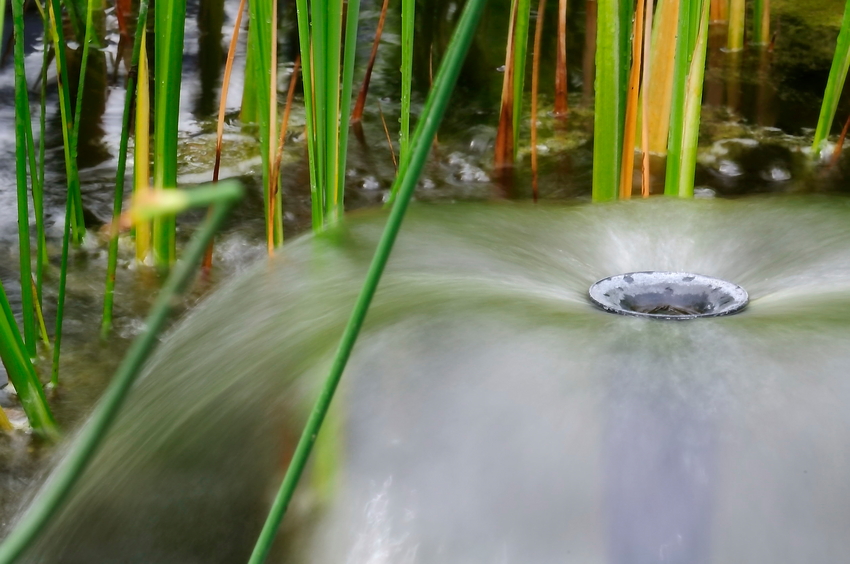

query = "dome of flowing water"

[{"left": 12, "top": 197, "right": 850, "bottom": 563}]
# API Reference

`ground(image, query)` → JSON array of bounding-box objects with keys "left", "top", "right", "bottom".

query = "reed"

[
  {"left": 592, "top": 0, "right": 625, "bottom": 201},
  {"left": 34, "top": 25, "right": 50, "bottom": 305},
  {"left": 512, "top": 0, "right": 531, "bottom": 151},
  {"left": 351, "top": 0, "right": 391, "bottom": 123},
  {"left": 135, "top": 33, "right": 152, "bottom": 264},
  {"left": 664, "top": 0, "right": 695, "bottom": 195},
  {"left": 12, "top": 0, "right": 37, "bottom": 357},
  {"left": 494, "top": 0, "right": 522, "bottom": 169},
  {"left": 46, "top": 0, "right": 85, "bottom": 244},
  {"left": 812, "top": 0, "right": 850, "bottom": 158},
  {"left": 152, "top": 0, "right": 187, "bottom": 268},
  {"left": 672, "top": 0, "right": 710, "bottom": 197},
  {"left": 641, "top": 0, "right": 679, "bottom": 155},
  {"left": 52, "top": 0, "right": 96, "bottom": 366},
  {"left": 102, "top": 0, "right": 151, "bottom": 337},
  {"left": 727, "top": 0, "right": 744, "bottom": 51},
  {"left": 0, "top": 280, "right": 57, "bottom": 439},
  {"left": 555, "top": 0, "right": 568, "bottom": 116},
  {"left": 0, "top": 182, "right": 243, "bottom": 564},
  {"left": 752, "top": 0, "right": 769, "bottom": 46},
  {"left": 531, "top": 0, "right": 546, "bottom": 199},
  {"left": 294, "top": 0, "right": 361, "bottom": 225},
  {"left": 247, "top": 0, "right": 488, "bottom": 558},
  {"left": 619, "top": 0, "right": 647, "bottom": 199},
  {"left": 399, "top": 0, "right": 416, "bottom": 177},
  {"left": 246, "top": 0, "right": 282, "bottom": 250}
]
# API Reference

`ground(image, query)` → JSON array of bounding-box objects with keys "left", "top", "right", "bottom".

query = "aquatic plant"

[
  {"left": 248, "top": 0, "right": 487, "bottom": 559},
  {"left": 0, "top": 182, "right": 244, "bottom": 564},
  {"left": 813, "top": 0, "right": 850, "bottom": 158}
]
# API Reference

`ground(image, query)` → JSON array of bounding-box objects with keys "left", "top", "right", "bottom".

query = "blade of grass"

[
  {"left": 351, "top": 0, "right": 391, "bottom": 123},
  {"left": 0, "top": 183, "right": 243, "bottom": 564},
  {"left": 641, "top": 0, "right": 679, "bottom": 154},
  {"left": 727, "top": 0, "right": 744, "bottom": 51},
  {"left": 674, "top": 0, "right": 709, "bottom": 197},
  {"left": 271, "top": 56, "right": 301, "bottom": 206},
  {"left": 619, "top": 0, "right": 646, "bottom": 199},
  {"left": 592, "top": 0, "right": 625, "bottom": 201},
  {"left": 664, "top": 0, "right": 695, "bottom": 195},
  {"left": 512, "top": 0, "right": 531, "bottom": 152},
  {"left": 46, "top": 0, "right": 85, "bottom": 243},
  {"left": 12, "top": 0, "right": 38, "bottom": 357},
  {"left": 398, "top": 0, "right": 416, "bottom": 186},
  {"left": 0, "top": 280, "right": 57, "bottom": 439},
  {"left": 323, "top": 0, "right": 344, "bottom": 224},
  {"left": 135, "top": 31, "right": 152, "bottom": 264},
  {"left": 64, "top": 0, "right": 98, "bottom": 348},
  {"left": 294, "top": 0, "right": 321, "bottom": 230},
  {"left": 555, "top": 0, "right": 568, "bottom": 116},
  {"left": 495, "top": 0, "right": 520, "bottom": 170},
  {"left": 640, "top": 0, "right": 653, "bottom": 196},
  {"left": 582, "top": 0, "right": 596, "bottom": 104},
  {"left": 830, "top": 114, "right": 850, "bottom": 166},
  {"left": 245, "top": 0, "right": 487, "bottom": 559},
  {"left": 34, "top": 23, "right": 50, "bottom": 306},
  {"left": 335, "top": 0, "right": 362, "bottom": 222},
  {"left": 812, "top": 0, "right": 850, "bottom": 158},
  {"left": 531, "top": 0, "right": 546, "bottom": 200},
  {"left": 709, "top": 0, "right": 726, "bottom": 22},
  {"left": 152, "top": 0, "right": 187, "bottom": 268},
  {"left": 378, "top": 100, "right": 398, "bottom": 169},
  {"left": 101, "top": 0, "right": 151, "bottom": 338},
  {"left": 752, "top": 0, "right": 769, "bottom": 45}
]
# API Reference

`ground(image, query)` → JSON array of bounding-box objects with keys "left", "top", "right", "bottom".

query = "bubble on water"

[
  {"left": 718, "top": 160, "right": 743, "bottom": 177},
  {"left": 761, "top": 166, "right": 791, "bottom": 182},
  {"left": 363, "top": 176, "right": 381, "bottom": 191}
]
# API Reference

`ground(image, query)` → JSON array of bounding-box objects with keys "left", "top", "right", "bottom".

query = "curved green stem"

[
  {"left": 0, "top": 182, "right": 243, "bottom": 564},
  {"left": 246, "top": 0, "right": 488, "bottom": 560}
]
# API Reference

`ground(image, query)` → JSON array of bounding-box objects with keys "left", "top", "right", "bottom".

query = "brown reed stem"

[
  {"left": 531, "top": 0, "right": 546, "bottom": 200},
  {"left": 554, "top": 0, "right": 568, "bottom": 117},
  {"left": 352, "top": 0, "right": 391, "bottom": 123}
]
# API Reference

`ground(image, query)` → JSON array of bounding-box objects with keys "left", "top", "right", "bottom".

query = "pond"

[{"left": 2, "top": 0, "right": 850, "bottom": 561}]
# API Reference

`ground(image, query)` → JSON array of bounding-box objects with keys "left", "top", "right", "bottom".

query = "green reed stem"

[
  {"left": 0, "top": 182, "right": 243, "bottom": 564},
  {"left": 152, "top": 0, "right": 187, "bottom": 268},
  {"left": 398, "top": 0, "right": 416, "bottom": 179},
  {"left": 592, "top": 0, "right": 624, "bottom": 201},
  {"left": 324, "top": 0, "right": 344, "bottom": 224},
  {"left": 512, "top": 0, "right": 531, "bottom": 154},
  {"left": 294, "top": 0, "right": 321, "bottom": 230},
  {"left": 50, "top": 191, "right": 72, "bottom": 386},
  {"left": 102, "top": 0, "right": 151, "bottom": 338},
  {"left": 12, "top": 0, "right": 37, "bottom": 358},
  {"left": 336, "top": 0, "right": 362, "bottom": 220},
  {"left": 313, "top": 1, "right": 329, "bottom": 215},
  {"left": 47, "top": 0, "right": 85, "bottom": 244},
  {"left": 49, "top": 0, "right": 98, "bottom": 382},
  {"left": 34, "top": 26, "right": 51, "bottom": 305},
  {"left": 675, "top": 0, "right": 709, "bottom": 197},
  {"left": 664, "top": 0, "right": 695, "bottom": 195},
  {"left": 727, "top": 0, "right": 744, "bottom": 51},
  {"left": 247, "top": 0, "right": 281, "bottom": 246},
  {"left": 752, "top": 0, "right": 769, "bottom": 45},
  {"left": 812, "top": 0, "right": 850, "bottom": 158},
  {"left": 0, "top": 281, "right": 57, "bottom": 441},
  {"left": 0, "top": 0, "right": 5, "bottom": 64},
  {"left": 246, "top": 0, "right": 487, "bottom": 560}
]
